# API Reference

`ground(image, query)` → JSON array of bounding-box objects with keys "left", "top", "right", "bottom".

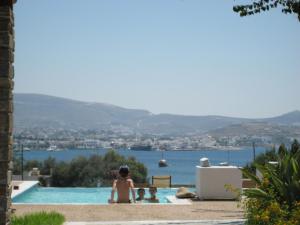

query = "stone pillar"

[{"left": 0, "top": 1, "right": 16, "bottom": 225}]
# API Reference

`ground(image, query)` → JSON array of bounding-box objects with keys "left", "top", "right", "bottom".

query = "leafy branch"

[{"left": 233, "top": 0, "right": 300, "bottom": 21}]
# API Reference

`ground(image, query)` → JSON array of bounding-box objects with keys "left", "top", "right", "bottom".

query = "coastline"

[{"left": 16, "top": 145, "right": 257, "bottom": 152}]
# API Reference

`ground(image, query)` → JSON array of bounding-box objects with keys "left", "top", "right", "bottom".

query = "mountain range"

[{"left": 14, "top": 93, "right": 300, "bottom": 136}]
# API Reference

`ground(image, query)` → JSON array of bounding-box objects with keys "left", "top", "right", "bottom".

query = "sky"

[{"left": 14, "top": 0, "right": 300, "bottom": 118}]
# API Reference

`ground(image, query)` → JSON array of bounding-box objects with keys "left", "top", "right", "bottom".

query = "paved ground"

[
  {"left": 65, "top": 220, "right": 245, "bottom": 225},
  {"left": 13, "top": 200, "right": 244, "bottom": 222}
]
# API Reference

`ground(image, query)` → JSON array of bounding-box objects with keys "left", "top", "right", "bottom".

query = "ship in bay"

[{"left": 129, "top": 144, "right": 153, "bottom": 151}]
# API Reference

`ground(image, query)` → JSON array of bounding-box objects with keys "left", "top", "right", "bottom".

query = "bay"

[{"left": 21, "top": 148, "right": 265, "bottom": 185}]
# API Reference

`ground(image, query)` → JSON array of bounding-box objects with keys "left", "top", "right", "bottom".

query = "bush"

[
  {"left": 244, "top": 199, "right": 300, "bottom": 225},
  {"left": 11, "top": 211, "right": 65, "bottom": 225},
  {"left": 243, "top": 141, "right": 296, "bottom": 176},
  {"left": 241, "top": 140, "right": 300, "bottom": 225},
  {"left": 21, "top": 150, "right": 148, "bottom": 187}
]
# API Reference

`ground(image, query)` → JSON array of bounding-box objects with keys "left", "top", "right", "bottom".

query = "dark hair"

[
  {"left": 119, "top": 165, "right": 129, "bottom": 178},
  {"left": 149, "top": 186, "right": 157, "bottom": 192},
  {"left": 138, "top": 188, "right": 145, "bottom": 193}
]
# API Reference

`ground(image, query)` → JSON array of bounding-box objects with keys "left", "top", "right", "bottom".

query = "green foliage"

[
  {"left": 278, "top": 143, "right": 288, "bottom": 158},
  {"left": 21, "top": 150, "right": 148, "bottom": 187},
  {"left": 233, "top": 0, "right": 300, "bottom": 22},
  {"left": 40, "top": 157, "right": 56, "bottom": 175},
  {"left": 254, "top": 146, "right": 277, "bottom": 165},
  {"left": 291, "top": 139, "right": 300, "bottom": 155},
  {"left": 24, "top": 160, "right": 42, "bottom": 172},
  {"left": 248, "top": 140, "right": 299, "bottom": 168},
  {"left": 241, "top": 141, "right": 300, "bottom": 224},
  {"left": 244, "top": 199, "right": 300, "bottom": 225},
  {"left": 51, "top": 161, "right": 71, "bottom": 187},
  {"left": 11, "top": 211, "right": 65, "bottom": 225},
  {"left": 243, "top": 146, "right": 277, "bottom": 177}
]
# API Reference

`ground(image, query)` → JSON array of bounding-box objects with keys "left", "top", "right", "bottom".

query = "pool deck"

[
  {"left": 64, "top": 220, "right": 245, "bottom": 225},
  {"left": 13, "top": 201, "right": 244, "bottom": 222}
]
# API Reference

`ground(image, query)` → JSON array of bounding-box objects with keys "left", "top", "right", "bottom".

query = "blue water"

[
  {"left": 13, "top": 187, "right": 179, "bottom": 204},
  {"left": 21, "top": 148, "right": 265, "bottom": 184}
]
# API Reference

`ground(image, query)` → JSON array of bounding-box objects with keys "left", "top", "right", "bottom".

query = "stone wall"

[{"left": 0, "top": 1, "right": 16, "bottom": 225}]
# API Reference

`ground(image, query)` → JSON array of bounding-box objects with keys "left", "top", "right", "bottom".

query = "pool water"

[{"left": 12, "top": 187, "right": 182, "bottom": 204}]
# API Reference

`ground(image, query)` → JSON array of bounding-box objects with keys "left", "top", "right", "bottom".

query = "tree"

[
  {"left": 233, "top": 0, "right": 300, "bottom": 22},
  {"left": 291, "top": 139, "right": 300, "bottom": 155},
  {"left": 40, "top": 157, "right": 56, "bottom": 175},
  {"left": 278, "top": 143, "right": 288, "bottom": 158}
]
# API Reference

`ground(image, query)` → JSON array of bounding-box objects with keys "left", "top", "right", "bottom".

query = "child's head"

[
  {"left": 137, "top": 188, "right": 145, "bottom": 198},
  {"left": 119, "top": 165, "right": 129, "bottom": 178},
  {"left": 149, "top": 186, "right": 157, "bottom": 197}
]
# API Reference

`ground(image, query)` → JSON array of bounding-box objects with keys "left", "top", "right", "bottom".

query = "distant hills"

[
  {"left": 264, "top": 110, "right": 300, "bottom": 126},
  {"left": 14, "top": 93, "right": 150, "bottom": 130},
  {"left": 14, "top": 93, "right": 300, "bottom": 136}
]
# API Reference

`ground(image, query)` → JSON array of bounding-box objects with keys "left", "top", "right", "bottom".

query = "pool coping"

[{"left": 11, "top": 181, "right": 39, "bottom": 199}]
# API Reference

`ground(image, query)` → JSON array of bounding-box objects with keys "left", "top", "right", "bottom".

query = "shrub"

[
  {"left": 35, "top": 150, "right": 148, "bottom": 187},
  {"left": 242, "top": 140, "right": 300, "bottom": 225}
]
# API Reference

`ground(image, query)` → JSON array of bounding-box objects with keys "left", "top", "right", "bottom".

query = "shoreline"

[{"left": 15, "top": 146, "right": 262, "bottom": 152}]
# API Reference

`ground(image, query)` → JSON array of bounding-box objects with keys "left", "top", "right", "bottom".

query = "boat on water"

[
  {"left": 158, "top": 151, "right": 168, "bottom": 167},
  {"left": 158, "top": 159, "right": 168, "bottom": 167},
  {"left": 130, "top": 144, "right": 152, "bottom": 151},
  {"left": 46, "top": 145, "right": 58, "bottom": 151}
]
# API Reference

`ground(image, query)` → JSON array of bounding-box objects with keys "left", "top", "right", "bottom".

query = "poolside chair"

[
  {"left": 152, "top": 175, "right": 171, "bottom": 188},
  {"left": 135, "top": 183, "right": 149, "bottom": 188}
]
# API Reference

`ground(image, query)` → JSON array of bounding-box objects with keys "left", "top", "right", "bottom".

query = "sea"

[{"left": 20, "top": 147, "right": 266, "bottom": 185}]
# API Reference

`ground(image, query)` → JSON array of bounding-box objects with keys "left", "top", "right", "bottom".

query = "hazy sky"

[{"left": 14, "top": 0, "right": 300, "bottom": 118}]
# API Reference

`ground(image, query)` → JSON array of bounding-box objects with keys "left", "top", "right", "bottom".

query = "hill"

[
  {"left": 14, "top": 93, "right": 150, "bottom": 130},
  {"left": 264, "top": 110, "right": 300, "bottom": 126},
  {"left": 14, "top": 93, "right": 300, "bottom": 136}
]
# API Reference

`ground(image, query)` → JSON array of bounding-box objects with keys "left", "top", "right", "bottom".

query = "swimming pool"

[{"left": 12, "top": 187, "right": 182, "bottom": 204}]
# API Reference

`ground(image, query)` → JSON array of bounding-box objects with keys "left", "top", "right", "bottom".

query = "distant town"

[{"left": 13, "top": 126, "right": 299, "bottom": 151}]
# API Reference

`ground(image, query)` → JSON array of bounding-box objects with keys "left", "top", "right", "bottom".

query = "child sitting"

[{"left": 108, "top": 165, "right": 136, "bottom": 203}]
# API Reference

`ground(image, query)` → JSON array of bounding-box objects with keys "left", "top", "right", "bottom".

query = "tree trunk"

[{"left": 0, "top": 1, "right": 16, "bottom": 225}]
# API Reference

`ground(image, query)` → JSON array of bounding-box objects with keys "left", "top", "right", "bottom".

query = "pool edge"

[{"left": 11, "top": 181, "right": 39, "bottom": 199}]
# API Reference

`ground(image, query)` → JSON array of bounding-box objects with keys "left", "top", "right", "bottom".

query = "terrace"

[{"left": 9, "top": 166, "right": 242, "bottom": 225}]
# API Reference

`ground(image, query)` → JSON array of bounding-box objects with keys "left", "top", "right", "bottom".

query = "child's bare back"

[
  {"left": 109, "top": 165, "right": 136, "bottom": 203},
  {"left": 114, "top": 177, "right": 134, "bottom": 203}
]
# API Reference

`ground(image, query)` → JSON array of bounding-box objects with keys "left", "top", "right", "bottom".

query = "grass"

[{"left": 11, "top": 211, "right": 65, "bottom": 225}]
